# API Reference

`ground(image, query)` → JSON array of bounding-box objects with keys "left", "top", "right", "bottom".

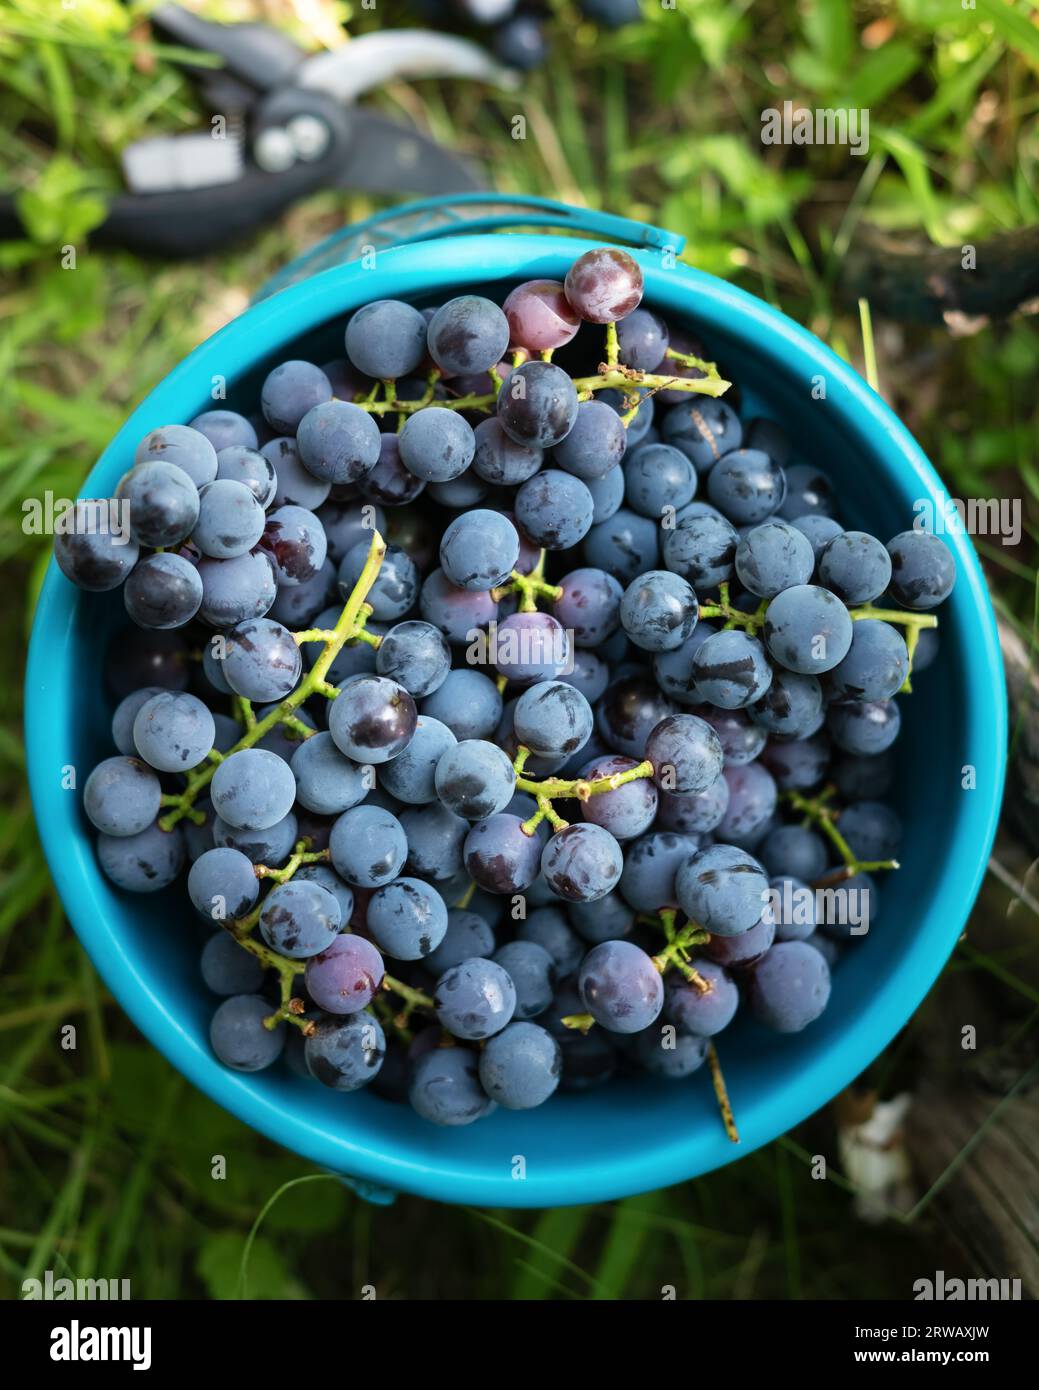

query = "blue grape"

[
  {"left": 111, "top": 687, "right": 165, "bottom": 756},
  {"left": 98, "top": 821, "right": 184, "bottom": 893},
  {"left": 189, "top": 410, "right": 258, "bottom": 453},
  {"left": 494, "top": 14, "right": 547, "bottom": 68},
  {"left": 367, "top": 877, "right": 448, "bottom": 960},
  {"left": 54, "top": 503, "right": 141, "bottom": 592},
  {"left": 293, "top": 863, "right": 354, "bottom": 924},
  {"left": 499, "top": 362, "right": 579, "bottom": 449},
  {"left": 338, "top": 540, "right": 417, "bottom": 620},
  {"left": 200, "top": 931, "right": 265, "bottom": 995},
  {"left": 665, "top": 959, "right": 738, "bottom": 1036},
  {"left": 188, "top": 846, "right": 260, "bottom": 921},
  {"left": 827, "top": 698, "right": 901, "bottom": 755},
  {"left": 749, "top": 668, "right": 823, "bottom": 738},
  {"left": 615, "top": 308, "right": 668, "bottom": 371},
  {"left": 379, "top": 715, "right": 456, "bottom": 803},
  {"left": 761, "top": 732, "right": 832, "bottom": 790},
  {"left": 746, "top": 417, "right": 792, "bottom": 464},
  {"left": 514, "top": 680, "right": 593, "bottom": 758},
  {"left": 211, "top": 747, "right": 296, "bottom": 830},
  {"left": 661, "top": 398, "right": 742, "bottom": 472},
  {"left": 216, "top": 445, "right": 277, "bottom": 507},
  {"left": 317, "top": 502, "right": 385, "bottom": 565},
  {"left": 213, "top": 810, "right": 298, "bottom": 866},
  {"left": 618, "top": 830, "right": 696, "bottom": 912},
  {"left": 259, "top": 878, "right": 341, "bottom": 958},
  {"left": 84, "top": 756, "right": 161, "bottom": 837},
  {"left": 749, "top": 941, "right": 830, "bottom": 1032},
  {"left": 777, "top": 464, "right": 836, "bottom": 520},
  {"left": 359, "top": 434, "right": 427, "bottom": 506},
  {"left": 427, "top": 470, "right": 488, "bottom": 508},
  {"left": 133, "top": 691, "right": 215, "bottom": 772},
  {"left": 838, "top": 800, "right": 902, "bottom": 861},
  {"left": 328, "top": 673, "right": 417, "bottom": 764},
  {"left": 691, "top": 629, "right": 773, "bottom": 708},
  {"left": 518, "top": 906, "right": 584, "bottom": 975},
  {"left": 434, "top": 956, "right": 516, "bottom": 1039},
  {"left": 304, "top": 932, "right": 385, "bottom": 1014},
  {"left": 409, "top": 1046, "right": 495, "bottom": 1125},
  {"left": 760, "top": 823, "right": 828, "bottom": 881},
  {"left": 552, "top": 567, "right": 622, "bottom": 647},
  {"left": 578, "top": 939, "right": 663, "bottom": 1033},
  {"left": 345, "top": 300, "right": 428, "bottom": 380},
  {"left": 656, "top": 774, "right": 729, "bottom": 834},
  {"left": 427, "top": 296, "right": 510, "bottom": 375},
  {"left": 910, "top": 625, "right": 939, "bottom": 671},
  {"left": 541, "top": 823, "right": 624, "bottom": 902},
  {"left": 479, "top": 1021, "right": 560, "bottom": 1108},
  {"left": 439, "top": 509, "right": 519, "bottom": 590},
  {"left": 419, "top": 568, "right": 497, "bottom": 644},
  {"left": 193, "top": 479, "right": 266, "bottom": 559},
  {"left": 675, "top": 843, "right": 769, "bottom": 936},
  {"left": 716, "top": 762, "right": 778, "bottom": 849},
  {"left": 329, "top": 804, "right": 407, "bottom": 887},
  {"left": 296, "top": 401, "right": 381, "bottom": 485},
  {"left": 492, "top": 940, "right": 556, "bottom": 1019},
  {"left": 472, "top": 416, "right": 543, "bottom": 485},
  {"left": 700, "top": 706, "right": 767, "bottom": 765},
  {"left": 703, "top": 911, "right": 775, "bottom": 969},
  {"left": 735, "top": 519, "right": 815, "bottom": 598},
  {"left": 118, "top": 460, "right": 201, "bottom": 550},
  {"left": 260, "top": 504, "right": 327, "bottom": 587},
  {"left": 289, "top": 731, "right": 367, "bottom": 815},
  {"left": 305, "top": 1012, "right": 385, "bottom": 1091},
  {"left": 553, "top": 399, "right": 626, "bottom": 480},
  {"left": 886, "top": 530, "right": 956, "bottom": 609},
  {"left": 619, "top": 570, "right": 698, "bottom": 652},
  {"left": 661, "top": 511, "right": 738, "bottom": 589},
  {"left": 790, "top": 513, "right": 844, "bottom": 561},
  {"left": 435, "top": 739, "right": 515, "bottom": 819},
  {"left": 579, "top": 753, "right": 658, "bottom": 840},
  {"left": 764, "top": 583, "right": 853, "bottom": 674},
  {"left": 828, "top": 619, "right": 908, "bottom": 701},
  {"left": 831, "top": 750, "right": 894, "bottom": 801},
  {"left": 561, "top": 649, "right": 609, "bottom": 703},
  {"left": 420, "top": 668, "right": 501, "bottom": 740},
  {"left": 261, "top": 360, "right": 331, "bottom": 434},
  {"left": 264, "top": 436, "right": 331, "bottom": 510},
  {"left": 220, "top": 618, "right": 301, "bottom": 701},
  {"left": 624, "top": 443, "right": 697, "bottom": 519},
  {"left": 645, "top": 713, "right": 723, "bottom": 794},
  {"left": 584, "top": 508, "right": 660, "bottom": 584},
  {"left": 568, "top": 889, "right": 634, "bottom": 943},
  {"left": 767, "top": 875, "right": 818, "bottom": 942},
  {"left": 585, "top": 464, "right": 626, "bottom": 523},
  {"left": 546, "top": 985, "right": 619, "bottom": 1089},
  {"left": 398, "top": 406, "right": 476, "bottom": 483},
  {"left": 514, "top": 469, "right": 593, "bottom": 549},
  {"left": 267, "top": 557, "right": 336, "bottom": 628},
  {"left": 210, "top": 994, "right": 284, "bottom": 1071},
  {"left": 817, "top": 531, "right": 892, "bottom": 605},
  {"left": 596, "top": 675, "right": 675, "bottom": 759},
  {"left": 135, "top": 424, "right": 218, "bottom": 487},
  {"left": 401, "top": 802, "right": 469, "bottom": 882},
  {"left": 652, "top": 623, "right": 716, "bottom": 705},
  {"left": 426, "top": 908, "right": 496, "bottom": 975},
  {"left": 632, "top": 1026, "right": 708, "bottom": 1078},
  {"left": 493, "top": 611, "right": 571, "bottom": 684},
  {"left": 707, "top": 449, "right": 786, "bottom": 524}
]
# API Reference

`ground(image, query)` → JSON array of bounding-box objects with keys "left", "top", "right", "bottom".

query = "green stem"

[
  {"left": 491, "top": 555, "right": 562, "bottom": 612},
  {"left": 783, "top": 788, "right": 899, "bottom": 880},
  {"left": 383, "top": 974, "right": 435, "bottom": 1018},
  {"left": 698, "top": 582, "right": 768, "bottom": 634},
  {"left": 514, "top": 751, "right": 655, "bottom": 834},
  {"left": 254, "top": 845, "right": 331, "bottom": 885}
]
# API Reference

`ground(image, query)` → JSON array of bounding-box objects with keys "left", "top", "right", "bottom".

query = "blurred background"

[{"left": 1, "top": 0, "right": 1037, "bottom": 1299}]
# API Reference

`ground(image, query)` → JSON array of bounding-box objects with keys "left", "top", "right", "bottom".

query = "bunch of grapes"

[{"left": 57, "top": 244, "right": 955, "bottom": 1132}]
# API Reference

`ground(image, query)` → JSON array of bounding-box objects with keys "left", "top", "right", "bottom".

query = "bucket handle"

[{"left": 255, "top": 193, "right": 685, "bottom": 300}]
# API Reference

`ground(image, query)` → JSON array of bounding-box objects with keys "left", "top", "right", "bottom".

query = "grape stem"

[
  {"left": 254, "top": 845, "right": 330, "bottom": 885},
  {"left": 158, "top": 532, "right": 388, "bottom": 831},
  {"left": 698, "top": 582, "right": 768, "bottom": 634},
  {"left": 490, "top": 550, "right": 562, "bottom": 612},
  {"left": 382, "top": 974, "right": 435, "bottom": 1020},
  {"left": 647, "top": 909, "right": 711, "bottom": 980},
  {"left": 782, "top": 787, "right": 900, "bottom": 883},
  {"left": 512, "top": 747, "right": 655, "bottom": 834},
  {"left": 708, "top": 1043, "right": 740, "bottom": 1144},
  {"left": 698, "top": 586, "right": 941, "bottom": 652}
]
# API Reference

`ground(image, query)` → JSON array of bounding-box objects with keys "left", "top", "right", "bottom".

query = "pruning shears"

[{"left": 8, "top": 5, "right": 514, "bottom": 257}]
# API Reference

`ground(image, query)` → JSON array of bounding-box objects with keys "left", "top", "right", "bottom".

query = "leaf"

[
  {"left": 197, "top": 1232, "right": 307, "bottom": 1301},
  {"left": 801, "top": 0, "right": 855, "bottom": 74},
  {"left": 975, "top": 0, "right": 1039, "bottom": 66},
  {"left": 845, "top": 41, "right": 922, "bottom": 109},
  {"left": 14, "top": 156, "right": 107, "bottom": 247}
]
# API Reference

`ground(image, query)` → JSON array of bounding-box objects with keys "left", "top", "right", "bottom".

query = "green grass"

[{"left": 1, "top": 0, "right": 1037, "bottom": 1299}]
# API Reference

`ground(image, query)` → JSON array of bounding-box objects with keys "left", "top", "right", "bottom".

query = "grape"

[
  {"left": 216, "top": 445, "right": 277, "bottom": 508},
  {"left": 124, "top": 552, "right": 202, "bottom": 629},
  {"left": 419, "top": 568, "right": 497, "bottom": 644},
  {"left": 596, "top": 674, "right": 675, "bottom": 759},
  {"left": 200, "top": 931, "right": 265, "bottom": 995},
  {"left": 584, "top": 509, "right": 659, "bottom": 585},
  {"left": 420, "top": 668, "right": 501, "bottom": 740},
  {"left": 761, "top": 732, "right": 831, "bottom": 790},
  {"left": 379, "top": 715, "right": 456, "bottom": 803},
  {"left": 707, "top": 449, "right": 786, "bottom": 524},
  {"left": 493, "top": 610, "right": 571, "bottom": 684},
  {"left": 397, "top": 407, "right": 476, "bottom": 484},
  {"left": 839, "top": 800, "right": 902, "bottom": 861},
  {"left": 256, "top": 701, "right": 315, "bottom": 763},
  {"left": 699, "top": 706, "right": 766, "bottom": 766},
  {"left": 828, "top": 619, "right": 908, "bottom": 701},
  {"left": 135, "top": 424, "right": 218, "bottom": 487},
  {"left": 617, "top": 830, "right": 695, "bottom": 912},
  {"left": 427, "top": 909, "right": 496, "bottom": 976},
  {"left": 53, "top": 504, "right": 140, "bottom": 592},
  {"left": 264, "top": 436, "right": 330, "bottom": 510},
  {"left": 619, "top": 570, "right": 698, "bottom": 653},
  {"left": 304, "top": 933, "right": 385, "bottom": 1014},
  {"left": 493, "top": 15, "right": 548, "bottom": 70},
  {"left": 210, "top": 995, "right": 284, "bottom": 1071},
  {"left": 111, "top": 688, "right": 165, "bottom": 756},
  {"left": 767, "top": 875, "right": 817, "bottom": 942},
  {"left": 760, "top": 823, "right": 828, "bottom": 881},
  {"left": 317, "top": 502, "right": 385, "bottom": 564},
  {"left": 552, "top": 400, "right": 627, "bottom": 480},
  {"left": 434, "top": 957, "right": 516, "bottom": 1039},
  {"left": 645, "top": 713, "right": 723, "bottom": 794},
  {"left": 735, "top": 519, "right": 815, "bottom": 599},
  {"left": 579, "top": 0, "right": 641, "bottom": 25},
  {"left": 749, "top": 668, "right": 823, "bottom": 738},
  {"left": 614, "top": 307, "right": 668, "bottom": 371},
  {"left": 744, "top": 417, "right": 792, "bottom": 464},
  {"left": 118, "top": 472, "right": 201, "bottom": 569},
  {"left": 189, "top": 410, "right": 258, "bottom": 453},
  {"left": 198, "top": 550, "right": 278, "bottom": 627},
  {"left": 817, "top": 531, "right": 891, "bottom": 605},
  {"left": 471, "top": 417, "right": 543, "bottom": 486},
  {"left": 213, "top": 810, "right": 298, "bottom": 866},
  {"left": 632, "top": 1026, "right": 708, "bottom": 1078},
  {"left": 372, "top": 621, "right": 448, "bottom": 699},
  {"left": 790, "top": 513, "right": 844, "bottom": 562},
  {"left": 397, "top": 803, "right": 465, "bottom": 884},
  {"left": 439, "top": 509, "right": 519, "bottom": 590},
  {"left": 749, "top": 941, "right": 831, "bottom": 1032},
  {"left": 260, "top": 505, "right": 328, "bottom": 588},
  {"left": 427, "top": 296, "right": 510, "bottom": 375},
  {"left": 296, "top": 401, "right": 381, "bottom": 485},
  {"left": 261, "top": 360, "right": 331, "bottom": 435},
  {"left": 409, "top": 1046, "right": 495, "bottom": 1125},
  {"left": 292, "top": 863, "right": 353, "bottom": 923},
  {"left": 665, "top": 959, "right": 738, "bottom": 1036},
  {"left": 560, "top": 649, "right": 609, "bottom": 703},
  {"left": 502, "top": 280, "right": 581, "bottom": 351},
  {"left": 133, "top": 690, "right": 214, "bottom": 772},
  {"left": 220, "top": 618, "right": 301, "bottom": 701},
  {"left": 492, "top": 940, "right": 556, "bottom": 1019},
  {"left": 831, "top": 751, "right": 893, "bottom": 802},
  {"left": 578, "top": 753, "right": 658, "bottom": 839},
  {"left": 517, "top": 471, "right": 597, "bottom": 556},
  {"left": 329, "top": 804, "right": 407, "bottom": 887},
  {"left": 499, "top": 363, "right": 579, "bottom": 449},
  {"left": 268, "top": 557, "right": 336, "bottom": 628},
  {"left": 564, "top": 247, "right": 643, "bottom": 323},
  {"left": 566, "top": 891, "right": 632, "bottom": 945},
  {"left": 210, "top": 747, "right": 296, "bottom": 831},
  {"left": 84, "top": 756, "right": 161, "bottom": 838},
  {"left": 675, "top": 843, "right": 769, "bottom": 936},
  {"left": 345, "top": 300, "right": 428, "bottom": 380},
  {"left": 479, "top": 1020, "right": 561, "bottom": 1109},
  {"left": 652, "top": 624, "right": 715, "bottom": 705},
  {"left": 911, "top": 625, "right": 939, "bottom": 671},
  {"left": 288, "top": 731, "right": 367, "bottom": 815},
  {"left": 827, "top": 698, "right": 901, "bottom": 755},
  {"left": 886, "top": 530, "right": 956, "bottom": 609},
  {"left": 367, "top": 877, "right": 448, "bottom": 960},
  {"left": 327, "top": 674, "right": 417, "bottom": 764},
  {"left": 305, "top": 1012, "right": 385, "bottom": 1091},
  {"left": 435, "top": 738, "right": 516, "bottom": 819},
  {"left": 358, "top": 434, "right": 427, "bottom": 506},
  {"left": 259, "top": 879, "right": 341, "bottom": 958},
  {"left": 517, "top": 907, "right": 584, "bottom": 975},
  {"left": 552, "top": 567, "right": 622, "bottom": 646},
  {"left": 691, "top": 629, "right": 773, "bottom": 708},
  {"left": 661, "top": 398, "right": 742, "bottom": 472},
  {"left": 703, "top": 911, "right": 775, "bottom": 969},
  {"left": 514, "top": 680, "right": 593, "bottom": 758},
  {"left": 777, "top": 464, "right": 836, "bottom": 521},
  {"left": 187, "top": 845, "right": 260, "bottom": 923},
  {"left": 98, "top": 820, "right": 184, "bottom": 893},
  {"left": 338, "top": 540, "right": 417, "bottom": 620},
  {"left": 585, "top": 460, "right": 626, "bottom": 524},
  {"left": 661, "top": 511, "right": 738, "bottom": 589},
  {"left": 624, "top": 444, "right": 697, "bottom": 519},
  {"left": 578, "top": 939, "right": 662, "bottom": 1032},
  {"left": 541, "top": 823, "right": 624, "bottom": 902},
  {"left": 716, "top": 762, "right": 778, "bottom": 849},
  {"left": 656, "top": 774, "right": 729, "bottom": 834},
  {"left": 764, "top": 584, "right": 853, "bottom": 674}
]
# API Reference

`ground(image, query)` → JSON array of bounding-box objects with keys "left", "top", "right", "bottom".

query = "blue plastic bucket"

[{"left": 25, "top": 196, "right": 1006, "bottom": 1207}]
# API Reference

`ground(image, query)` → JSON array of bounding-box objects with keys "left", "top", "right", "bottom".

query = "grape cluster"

[{"left": 60, "top": 244, "right": 955, "bottom": 1134}]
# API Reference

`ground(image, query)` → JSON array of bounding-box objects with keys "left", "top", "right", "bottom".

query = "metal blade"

[
  {"left": 297, "top": 30, "right": 518, "bottom": 105},
  {"left": 332, "top": 110, "right": 488, "bottom": 193}
]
